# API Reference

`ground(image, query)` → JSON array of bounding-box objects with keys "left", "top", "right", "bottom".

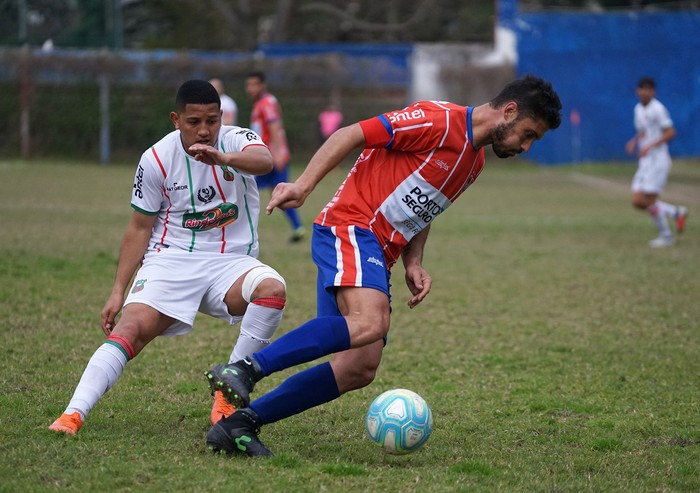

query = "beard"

[{"left": 490, "top": 120, "right": 518, "bottom": 158}]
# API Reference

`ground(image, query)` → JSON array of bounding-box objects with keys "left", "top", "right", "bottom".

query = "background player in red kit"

[
  {"left": 245, "top": 71, "right": 305, "bottom": 242},
  {"left": 204, "top": 74, "right": 562, "bottom": 456}
]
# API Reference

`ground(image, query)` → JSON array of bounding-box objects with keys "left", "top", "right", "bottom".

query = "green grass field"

[{"left": 1, "top": 159, "right": 698, "bottom": 492}]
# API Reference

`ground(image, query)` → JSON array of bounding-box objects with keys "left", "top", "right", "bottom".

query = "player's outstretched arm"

[
  {"left": 266, "top": 123, "right": 365, "bottom": 214},
  {"left": 188, "top": 143, "right": 273, "bottom": 176}
]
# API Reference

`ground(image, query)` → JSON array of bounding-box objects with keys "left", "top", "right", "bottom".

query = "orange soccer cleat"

[
  {"left": 49, "top": 412, "right": 84, "bottom": 435},
  {"left": 675, "top": 206, "right": 689, "bottom": 235},
  {"left": 210, "top": 390, "right": 236, "bottom": 426}
]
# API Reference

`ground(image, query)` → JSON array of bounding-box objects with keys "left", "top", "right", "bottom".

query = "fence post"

[
  {"left": 19, "top": 46, "right": 31, "bottom": 159},
  {"left": 99, "top": 74, "right": 111, "bottom": 165}
]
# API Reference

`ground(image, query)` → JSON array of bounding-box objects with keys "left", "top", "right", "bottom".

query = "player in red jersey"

[
  {"left": 204, "top": 75, "right": 562, "bottom": 456},
  {"left": 246, "top": 71, "right": 305, "bottom": 242}
]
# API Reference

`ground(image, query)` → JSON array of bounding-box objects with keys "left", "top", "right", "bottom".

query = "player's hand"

[
  {"left": 625, "top": 140, "right": 637, "bottom": 156},
  {"left": 188, "top": 144, "right": 221, "bottom": 166},
  {"left": 266, "top": 182, "right": 306, "bottom": 214},
  {"left": 101, "top": 293, "right": 124, "bottom": 336},
  {"left": 405, "top": 264, "right": 432, "bottom": 309}
]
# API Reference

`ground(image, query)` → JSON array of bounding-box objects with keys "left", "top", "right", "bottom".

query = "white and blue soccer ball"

[{"left": 365, "top": 388, "right": 433, "bottom": 454}]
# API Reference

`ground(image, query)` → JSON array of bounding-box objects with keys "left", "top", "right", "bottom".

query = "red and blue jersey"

[
  {"left": 315, "top": 101, "right": 485, "bottom": 267},
  {"left": 250, "top": 92, "right": 290, "bottom": 163}
]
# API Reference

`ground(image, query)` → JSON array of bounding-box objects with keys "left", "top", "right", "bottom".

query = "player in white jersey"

[
  {"left": 625, "top": 77, "right": 688, "bottom": 248},
  {"left": 49, "top": 80, "right": 287, "bottom": 435},
  {"left": 209, "top": 78, "right": 238, "bottom": 125}
]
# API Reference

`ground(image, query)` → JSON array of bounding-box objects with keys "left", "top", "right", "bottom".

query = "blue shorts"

[
  {"left": 255, "top": 162, "right": 289, "bottom": 189},
  {"left": 311, "top": 223, "right": 392, "bottom": 317}
]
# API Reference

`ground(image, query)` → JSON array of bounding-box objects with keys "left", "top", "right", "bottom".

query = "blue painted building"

[{"left": 502, "top": 0, "right": 700, "bottom": 164}]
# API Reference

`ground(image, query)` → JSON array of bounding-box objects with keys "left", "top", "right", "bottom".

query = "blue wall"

[{"left": 512, "top": 9, "right": 700, "bottom": 164}]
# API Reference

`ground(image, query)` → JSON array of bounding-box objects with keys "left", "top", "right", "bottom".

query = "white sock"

[
  {"left": 647, "top": 202, "right": 673, "bottom": 238},
  {"left": 656, "top": 200, "right": 678, "bottom": 218},
  {"left": 65, "top": 343, "right": 127, "bottom": 420},
  {"left": 229, "top": 301, "right": 283, "bottom": 363}
]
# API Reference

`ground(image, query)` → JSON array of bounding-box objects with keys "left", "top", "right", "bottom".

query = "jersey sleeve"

[
  {"left": 658, "top": 103, "right": 674, "bottom": 129},
  {"left": 261, "top": 97, "right": 282, "bottom": 124},
  {"left": 360, "top": 103, "right": 439, "bottom": 152},
  {"left": 130, "top": 152, "right": 164, "bottom": 215},
  {"left": 359, "top": 116, "right": 393, "bottom": 148},
  {"left": 221, "top": 127, "right": 268, "bottom": 153}
]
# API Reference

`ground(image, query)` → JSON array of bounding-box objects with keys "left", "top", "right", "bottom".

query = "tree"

[{"left": 1, "top": 0, "right": 693, "bottom": 50}]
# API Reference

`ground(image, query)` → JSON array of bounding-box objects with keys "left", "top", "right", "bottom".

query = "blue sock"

[
  {"left": 250, "top": 362, "right": 340, "bottom": 424},
  {"left": 284, "top": 207, "right": 302, "bottom": 230},
  {"left": 253, "top": 316, "right": 350, "bottom": 375}
]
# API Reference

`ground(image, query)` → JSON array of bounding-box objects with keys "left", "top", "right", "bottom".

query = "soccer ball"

[{"left": 365, "top": 388, "right": 433, "bottom": 454}]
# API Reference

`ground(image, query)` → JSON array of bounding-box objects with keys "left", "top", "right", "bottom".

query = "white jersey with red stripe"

[
  {"left": 131, "top": 125, "right": 267, "bottom": 256},
  {"left": 315, "top": 101, "right": 485, "bottom": 267}
]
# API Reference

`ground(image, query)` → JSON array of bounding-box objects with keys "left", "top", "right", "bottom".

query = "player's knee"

[
  {"left": 241, "top": 266, "right": 286, "bottom": 303},
  {"left": 342, "top": 361, "right": 379, "bottom": 392},
  {"left": 110, "top": 323, "right": 145, "bottom": 356},
  {"left": 251, "top": 278, "right": 286, "bottom": 300},
  {"left": 632, "top": 198, "right": 647, "bottom": 209},
  {"left": 354, "top": 362, "right": 379, "bottom": 389},
  {"left": 347, "top": 313, "right": 390, "bottom": 345}
]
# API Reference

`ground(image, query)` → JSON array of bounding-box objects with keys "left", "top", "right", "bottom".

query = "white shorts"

[
  {"left": 124, "top": 249, "right": 269, "bottom": 336},
  {"left": 631, "top": 152, "right": 672, "bottom": 194}
]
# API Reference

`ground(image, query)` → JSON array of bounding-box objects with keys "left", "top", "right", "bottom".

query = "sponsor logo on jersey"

[
  {"left": 166, "top": 182, "right": 188, "bottom": 192},
  {"left": 197, "top": 186, "right": 217, "bottom": 204},
  {"left": 401, "top": 186, "right": 445, "bottom": 224},
  {"left": 133, "top": 165, "right": 145, "bottom": 199},
  {"left": 220, "top": 166, "right": 235, "bottom": 181},
  {"left": 131, "top": 279, "right": 146, "bottom": 293},
  {"left": 387, "top": 108, "right": 426, "bottom": 124},
  {"left": 379, "top": 176, "right": 451, "bottom": 239},
  {"left": 183, "top": 202, "right": 238, "bottom": 230},
  {"left": 237, "top": 129, "right": 261, "bottom": 142},
  {"left": 367, "top": 256, "right": 384, "bottom": 268},
  {"left": 435, "top": 159, "right": 449, "bottom": 171}
]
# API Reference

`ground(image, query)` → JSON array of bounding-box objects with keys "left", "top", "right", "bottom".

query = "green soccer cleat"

[
  {"left": 205, "top": 357, "right": 262, "bottom": 409},
  {"left": 207, "top": 408, "right": 273, "bottom": 457}
]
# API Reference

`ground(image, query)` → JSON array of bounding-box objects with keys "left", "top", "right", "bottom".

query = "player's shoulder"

[
  {"left": 650, "top": 98, "right": 669, "bottom": 111},
  {"left": 418, "top": 100, "right": 465, "bottom": 112},
  {"left": 142, "top": 130, "right": 179, "bottom": 160},
  {"left": 221, "top": 126, "right": 265, "bottom": 146},
  {"left": 412, "top": 101, "right": 466, "bottom": 121},
  {"left": 382, "top": 100, "right": 462, "bottom": 121},
  {"left": 262, "top": 92, "right": 279, "bottom": 103}
]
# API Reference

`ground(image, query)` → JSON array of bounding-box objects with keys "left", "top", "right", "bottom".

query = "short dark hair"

[
  {"left": 245, "top": 70, "right": 266, "bottom": 83},
  {"left": 489, "top": 74, "right": 562, "bottom": 130},
  {"left": 637, "top": 77, "right": 656, "bottom": 89},
  {"left": 175, "top": 80, "right": 220, "bottom": 112}
]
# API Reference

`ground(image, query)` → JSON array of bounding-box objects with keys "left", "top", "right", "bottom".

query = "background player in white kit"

[
  {"left": 625, "top": 77, "right": 688, "bottom": 248},
  {"left": 49, "top": 80, "right": 287, "bottom": 435},
  {"left": 209, "top": 78, "right": 238, "bottom": 125}
]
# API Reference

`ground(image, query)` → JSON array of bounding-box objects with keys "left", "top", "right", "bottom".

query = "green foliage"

[
  {"left": 1, "top": 0, "right": 693, "bottom": 50},
  {"left": 0, "top": 0, "right": 496, "bottom": 50},
  {"left": 1, "top": 159, "right": 699, "bottom": 492}
]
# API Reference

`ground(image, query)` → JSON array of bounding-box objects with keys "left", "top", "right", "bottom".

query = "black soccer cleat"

[
  {"left": 206, "top": 408, "right": 273, "bottom": 457},
  {"left": 204, "top": 357, "right": 263, "bottom": 409}
]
